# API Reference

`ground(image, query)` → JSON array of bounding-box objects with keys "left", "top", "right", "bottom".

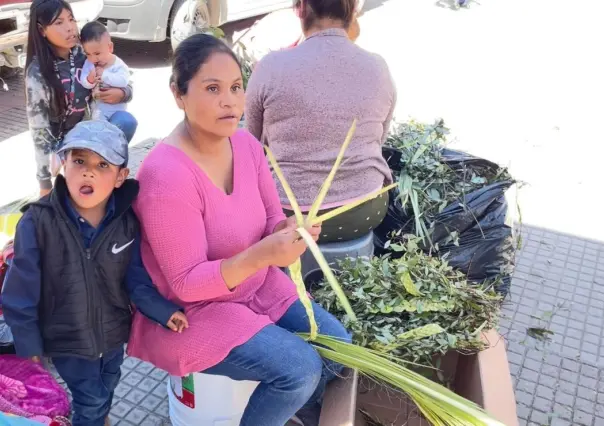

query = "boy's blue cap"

[{"left": 58, "top": 120, "right": 129, "bottom": 166}]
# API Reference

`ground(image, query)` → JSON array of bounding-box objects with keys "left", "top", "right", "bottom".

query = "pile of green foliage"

[{"left": 313, "top": 240, "right": 502, "bottom": 369}]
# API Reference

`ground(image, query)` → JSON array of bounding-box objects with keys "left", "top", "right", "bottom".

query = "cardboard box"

[{"left": 319, "top": 330, "right": 518, "bottom": 426}]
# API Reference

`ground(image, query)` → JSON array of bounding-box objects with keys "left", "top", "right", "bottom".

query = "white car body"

[{"left": 0, "top": 0, "right": 104, "bottom": 68}]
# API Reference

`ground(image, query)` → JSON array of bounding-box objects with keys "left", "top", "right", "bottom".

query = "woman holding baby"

[{"left": 25, "top": 0, "right": 138, "bottom": 197}]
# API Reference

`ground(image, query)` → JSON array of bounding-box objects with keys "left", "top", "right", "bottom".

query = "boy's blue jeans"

[
  {"left": 52, "top": 347, "right": 125, "bottom": 426},
  {"left": 204, "top": 300, "right": 351, "bottom": 426},
  {"left": 108, "top": 111, "right": 138, "bottom": 143}
]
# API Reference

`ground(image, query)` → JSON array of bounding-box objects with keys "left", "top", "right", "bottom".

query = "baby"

[{"left": 80, "top": 21, "right": 130, "bottom": 121}]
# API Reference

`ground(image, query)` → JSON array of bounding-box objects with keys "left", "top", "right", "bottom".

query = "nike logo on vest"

[{"left": 112, "top": 239, "right": 135, "bottom": 254}]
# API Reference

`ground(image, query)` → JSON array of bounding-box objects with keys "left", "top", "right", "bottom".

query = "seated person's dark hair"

[
  {"left": 295, "top": 0, "right": 356, "bottom": 31},
  {"left": 171, "top": 34, "right": 241, "bottom": 96},
  {"left": 80, "top": 21, "right": 109, "bottom": 44}
]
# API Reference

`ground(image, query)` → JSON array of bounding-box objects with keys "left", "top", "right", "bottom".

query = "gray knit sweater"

[{"left": 245, "top": 28, "right": 396, "bottom": 207}]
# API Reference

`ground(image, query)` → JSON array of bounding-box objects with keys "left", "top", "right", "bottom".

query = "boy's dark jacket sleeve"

[
  {"left": 125, "top": 235, "right": 183, "bottom": 328},
  {"left": 2, "top": 211, "right": 44, "bottom": 358}
]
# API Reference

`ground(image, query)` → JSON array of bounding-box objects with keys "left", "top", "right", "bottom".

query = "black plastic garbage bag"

[{"left": 375, "top": 148, "right": 516, "bottom": 296}]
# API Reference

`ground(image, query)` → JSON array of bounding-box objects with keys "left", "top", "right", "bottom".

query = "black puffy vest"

[{"left": 24, "top": 175, "right": 140, "bottom": 359}]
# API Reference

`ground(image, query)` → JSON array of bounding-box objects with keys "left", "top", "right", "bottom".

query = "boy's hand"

[
  {"left": 30, "top": 356, "right": 41, "bottom": 363},
  {"left": 167, "top": 311, "right": 189, "bottom": 333},
  {"left": 87, "top": 68, "right": 97, "bottom": 84}
]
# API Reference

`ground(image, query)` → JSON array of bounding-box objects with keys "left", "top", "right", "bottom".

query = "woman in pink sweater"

[{"left": 126, "top": 34, "right": 350, "bottom": 426}]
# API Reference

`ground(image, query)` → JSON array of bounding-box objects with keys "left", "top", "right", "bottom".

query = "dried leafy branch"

[{"left": 313, "top": 239, "right": 502, "bottom": 368}]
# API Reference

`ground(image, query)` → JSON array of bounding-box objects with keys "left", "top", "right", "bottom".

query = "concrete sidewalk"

[{"left": 501, "top": 226, "right": 604, "bottom": 426}]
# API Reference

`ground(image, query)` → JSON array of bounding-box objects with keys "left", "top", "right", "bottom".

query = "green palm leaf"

[{"left": 267, "top": 120, "right": 504, "bottom": 425}]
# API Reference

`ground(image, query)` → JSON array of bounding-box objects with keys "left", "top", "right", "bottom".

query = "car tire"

[{"left": 169, "top": 0, "right": 211, "bottom": 51}]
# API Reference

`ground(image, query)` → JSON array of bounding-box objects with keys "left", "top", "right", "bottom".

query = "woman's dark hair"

[
  {"left": 26, "top": 0, "right": 74, "bottom": 117},
  {"left": 295, "top": 0, "right": 357, "bottom": 31},
  {"left": 170, "top": 34, "right": 242, "bottom": 95}
]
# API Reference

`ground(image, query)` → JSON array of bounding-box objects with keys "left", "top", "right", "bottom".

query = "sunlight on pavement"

[
  {"left": 358, "top": 0, "right": 604, "bottom": 241},
  {"left": 127, "top": 67, "right": 182, "bottom": 149},
  {"left": 0, "top": 131, "right": 38, "bottom": 209},
  {"left": 1, "top": 0, "right": 604, "bottom": 242}
]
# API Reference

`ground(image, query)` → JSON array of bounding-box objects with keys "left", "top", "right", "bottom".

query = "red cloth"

[{"left": 1, "top": 241, "right": 14, "bottom": 264}]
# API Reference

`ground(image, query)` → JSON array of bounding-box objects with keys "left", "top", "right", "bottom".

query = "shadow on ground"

[{"left": 114, "top": 39, "right": 173, "bottom": 70}]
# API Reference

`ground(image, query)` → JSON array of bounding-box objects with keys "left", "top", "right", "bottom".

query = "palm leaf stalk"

[
  {"left": 265, "top": 120, "right": 504, "bottom": 426},
  {"left": 304, "top": 334, "right": 503, "bottom": 426}
]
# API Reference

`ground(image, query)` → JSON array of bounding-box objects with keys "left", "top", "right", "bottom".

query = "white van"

[{"left": 98, "top": 0, "right": 292, "bottom": 49}]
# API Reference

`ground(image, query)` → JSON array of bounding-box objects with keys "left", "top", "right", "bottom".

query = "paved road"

[{"left": 1, "top": 0, "right": 603, "bottom": 425}]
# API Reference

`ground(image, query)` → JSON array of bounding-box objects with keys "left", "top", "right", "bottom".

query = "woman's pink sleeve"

[
  {"left": 249, "top": 135, "right": 286, "bottom": 236},
  {"left": 134, "top": 194, "right": 232, "bottom": 303}
]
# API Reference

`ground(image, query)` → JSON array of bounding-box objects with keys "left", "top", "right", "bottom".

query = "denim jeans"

[
  {"left": 204, "top": 300, "right": 351, "bottom": 426},
  {"left": 52, "top": 347, "right": 125, "bottom": 426},
  {"left": 108, "top": 111, "right": 138, "bottom": 143}
]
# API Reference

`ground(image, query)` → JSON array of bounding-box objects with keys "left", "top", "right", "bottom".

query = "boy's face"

[
  {"left": 83, "top": 33, "right": 114, "bottom": 67},
  {"left": 63, "top": 149, "right": 128, "bottom": 210}
]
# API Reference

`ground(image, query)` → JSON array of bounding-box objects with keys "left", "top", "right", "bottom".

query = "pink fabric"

[
  {"left": 127, "top": 130, "right": 299, "bottom": 376},
  {"left": 0, "top": 356, "right": 70, "bottom": 424}
]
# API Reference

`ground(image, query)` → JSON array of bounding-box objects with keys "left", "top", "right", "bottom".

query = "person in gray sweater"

[{"left": 245, "top": 0, "right": 397, "bottom": 243}]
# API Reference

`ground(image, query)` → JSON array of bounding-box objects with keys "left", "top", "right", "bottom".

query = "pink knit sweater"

[{"left": 126, "top": 130, "right": 299, "bottom": 376}]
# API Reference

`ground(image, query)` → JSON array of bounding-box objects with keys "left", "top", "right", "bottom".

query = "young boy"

[
  {"left": 80, "top": 22, "right": 130, "bottom": 124},
  {"left": 2, "top": 120, "right": 188, "bottom": 426}
]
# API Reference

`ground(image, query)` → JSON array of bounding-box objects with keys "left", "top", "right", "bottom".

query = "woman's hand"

[
  {"left": 97, "top": 87, "right": 126, "bottom": 104},
  {"left": 306, "top": 222, "right": 322, "bottom": 242},
  {"left": 276, "top": 216, "right": 322, "bottom": 242},
  {"left": 259, "top": 226, "right": 307, "bottom": 268},
  {"left": 221, "top": 221, "right": 318, "bottom": 290}
]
